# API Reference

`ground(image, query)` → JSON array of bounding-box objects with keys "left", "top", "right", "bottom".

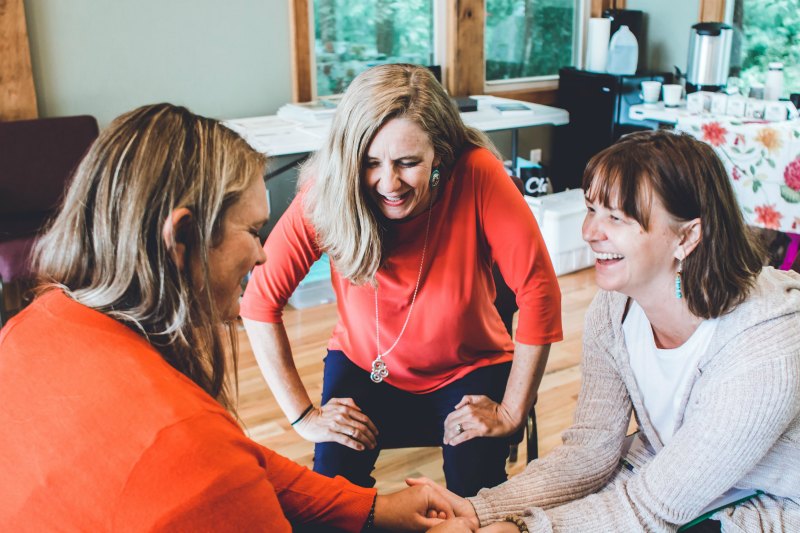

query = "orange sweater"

[
  {"left": 241, "top": 147, "right": 563, "bottom": 393},
  {"left": 0, "top": 291, "right": 375, "bottom": 531}
]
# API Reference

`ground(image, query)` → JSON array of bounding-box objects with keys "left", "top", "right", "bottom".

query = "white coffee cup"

[
  {"left": 641, "top": 81, "right": 662, "bottom": 106},
  {"left": 662, "top": 84, "right": 683, "bottom": 108}
]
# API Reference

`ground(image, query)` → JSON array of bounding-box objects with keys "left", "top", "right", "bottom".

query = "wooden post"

[
  {"left": 699, "top": 0, "right": 727, "bottom": 22},
  {"left": 289, "top": 0, "right": 313, "bottom": 103},
  {"left": 0, "top": 0, "right": 38, "bottom": 120},
  {"left": 591, "top": 0, "right": 626, "bottom": 18},
  {"left": 445, "top": 0, "right": 484, "bottom": 97}
]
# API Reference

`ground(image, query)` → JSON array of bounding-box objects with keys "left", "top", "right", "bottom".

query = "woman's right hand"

[{"left": 293, "top": 397, "right": 379, "bottom": 450}]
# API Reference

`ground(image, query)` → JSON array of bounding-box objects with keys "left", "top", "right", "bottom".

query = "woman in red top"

[
  {"left": 0, "top": 103, "right": 451, "bottom": 531},
  {"left": 241, "top": 64, "right": 563, "bottom": 497}
]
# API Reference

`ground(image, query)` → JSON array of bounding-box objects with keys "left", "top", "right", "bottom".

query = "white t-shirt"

[{"left": 623, "top": 301, "right": 718, "bottom": 444}]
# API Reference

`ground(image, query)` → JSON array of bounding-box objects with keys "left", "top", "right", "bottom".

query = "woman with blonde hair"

[
  {"left": 414, "top": 130, "right": 800, "bottom": 532},
  {"left": 242, "top": 64, "right": 562, "bottom": 497},
  {"left": 0, "top": 103, "right": 453, "bottom": 531}
]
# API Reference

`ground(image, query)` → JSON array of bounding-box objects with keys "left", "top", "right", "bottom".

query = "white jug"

[{"left": 606, "top": 25, "right": 638, "bottom": 75}]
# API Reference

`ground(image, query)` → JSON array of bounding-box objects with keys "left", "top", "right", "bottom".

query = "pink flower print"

[
  {"left": 732, "top": 167, "right": 742, "bottom": 181},
  {"left": 785, "top": 157, "right": 800, "bottom": 191},
  {"left": 701, "top": 122, "right": 728, "bottom": 147},
  {"left": 755, "top": 204, "right": 783, "bottom": 230}
]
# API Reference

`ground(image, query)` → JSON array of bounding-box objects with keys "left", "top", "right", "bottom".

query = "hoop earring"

[
  {"left": 675, "top": 258, "right": 684, "bottom": 299},
  {"left": 429, "top": 168, "right": 441, "bottom": 189}
]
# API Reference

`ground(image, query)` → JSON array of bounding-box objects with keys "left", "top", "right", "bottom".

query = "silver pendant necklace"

[{"left": 371, "top": 194, "right": 434, "bottom": 383}]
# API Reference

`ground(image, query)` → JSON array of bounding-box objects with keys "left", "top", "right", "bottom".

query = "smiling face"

[
  {"left": 362, "top": 117, "right": 440, "bottom": 220},
  {"left": 205, "top": 176, "right": 269, "bottom": 321},
  {"left": 582, "top": 185, "right": 682, "bottom": 303}
]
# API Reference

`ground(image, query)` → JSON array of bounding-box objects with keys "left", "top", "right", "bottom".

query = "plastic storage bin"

[
  {"left": 287, "top": 254, "right": 337, "bottom": 309},
  {"left": 525, "top": 189, "right": 594, "bottom": 276}
]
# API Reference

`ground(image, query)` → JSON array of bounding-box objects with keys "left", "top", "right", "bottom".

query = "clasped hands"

[{"left": 405, "top": 477, "right": 520, "bottom": 532}]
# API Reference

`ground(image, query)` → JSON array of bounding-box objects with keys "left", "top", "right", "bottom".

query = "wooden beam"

[
  {"left": 699, "top": 0, "right": 726, "bottom": 22},
  {"left": 445, "top": 0, "right": 484, "bottom": 97},
  {"left": 289, "top": 0, "right": 313, "bottom": 103},
  {"left": 590, "top": 0, "right": 625, "bottom": 18},
  {"left": 0, "top": 0, "right": 38, "bottom": 120}
]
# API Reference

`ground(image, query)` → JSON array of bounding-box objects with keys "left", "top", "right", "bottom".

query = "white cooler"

[{"left": 525, "top": 189, "right": 594, "bottom": 276}]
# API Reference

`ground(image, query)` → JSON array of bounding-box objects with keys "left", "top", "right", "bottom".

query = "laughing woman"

[
  {"left": 241, "top": 64, "right": 562, "bottom": 497},
  {"left": 417, "top": 130, "right": 800, "bottom": 532}
]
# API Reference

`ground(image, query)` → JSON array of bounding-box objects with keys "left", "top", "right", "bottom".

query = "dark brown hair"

[
  {"left": 582, "top": 130, "right": 763, "bottom": 318},
  {"left": 34, "top": 104, "right": 267, "bottom": 412}
]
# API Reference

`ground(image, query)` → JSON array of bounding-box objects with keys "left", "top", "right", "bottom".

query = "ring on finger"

[{"left": 456, "top": 423, "right": 464, "bottom": 434}]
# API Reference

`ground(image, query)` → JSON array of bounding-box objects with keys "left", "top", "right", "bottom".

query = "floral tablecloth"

[{"left": 676, "top": 116, "right": 800, "bottom": 234}]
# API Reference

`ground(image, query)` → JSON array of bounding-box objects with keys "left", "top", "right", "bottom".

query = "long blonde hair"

[
  {"left": 303, "top": 63, "right": 499, "bottom": 285},
  {"left": 33, "top": 103, "right": 267, "bottom": 412}
]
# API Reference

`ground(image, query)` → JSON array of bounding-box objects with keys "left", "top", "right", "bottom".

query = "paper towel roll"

[{"left": 586, "top": 18, "right": 611, "bottom": 72}]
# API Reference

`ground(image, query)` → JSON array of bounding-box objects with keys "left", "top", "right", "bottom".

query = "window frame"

[{"left": 289, "top": 0, "right": 726, "bottom": 104}]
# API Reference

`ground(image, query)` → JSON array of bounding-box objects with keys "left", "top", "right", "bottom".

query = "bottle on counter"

[
  {"left": 606, "top": 25, "right": 638, "bottom": 75},
  {"left": 765, "top": 62, "right": 784, "bottom": 101}
]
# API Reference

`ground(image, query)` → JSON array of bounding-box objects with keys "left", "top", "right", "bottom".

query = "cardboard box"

[{"left": 525, "top": 189, "right": 594, "bottom": 276}]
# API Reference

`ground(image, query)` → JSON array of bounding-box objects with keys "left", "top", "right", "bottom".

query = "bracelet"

[
  {"left": 290, "top": 404, "right": 314, "bottom": 426},
  {"left": 362, "top": 495, "right": 377, "bottom": 531},
  {"left": 502, "top": 515, "right": 529, "bottom": 532}
]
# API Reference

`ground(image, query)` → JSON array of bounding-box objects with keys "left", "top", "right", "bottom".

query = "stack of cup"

[
  {"left": 586, "top": 18, "right": 611, "bottom": 72},
  {"left": 662, "top": 84, "right": 683, "bottom": 108}
]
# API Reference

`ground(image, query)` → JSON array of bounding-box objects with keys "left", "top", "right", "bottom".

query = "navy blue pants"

[{"left": 313, "top": 350, "right": 512, "bottom": 497}]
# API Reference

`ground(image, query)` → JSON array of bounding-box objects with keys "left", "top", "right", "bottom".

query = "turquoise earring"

[
  {"left": 675, "top": 258, "right": 684, "bottom": 299},
  {"left": 429, "top": 168, "right": 441, "bottom": 189}
]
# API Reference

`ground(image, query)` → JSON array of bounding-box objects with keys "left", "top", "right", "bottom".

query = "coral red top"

[
  {"left": 0, "top": 291, "right": 375, "bottom": 531},
  {"left": 241, "top": 147, "right": 563, "bottom": 393}
]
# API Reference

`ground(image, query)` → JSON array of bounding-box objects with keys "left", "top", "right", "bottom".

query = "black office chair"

[
  {"left": 497, "top": 174, "right": 538, "bottom": 465},
  {"left": 493, "top": 262, "right": 538, "bottom": 464}
]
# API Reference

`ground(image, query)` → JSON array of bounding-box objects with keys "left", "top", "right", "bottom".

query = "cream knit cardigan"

[{"left": 469, "top": 267, "right": 800, "bottom": 532}]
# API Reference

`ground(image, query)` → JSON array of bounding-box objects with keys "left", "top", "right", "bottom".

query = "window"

[
  {"left": 312, "top": 0, "right": 436, "bottom": 97},
  {"left": 485, "top": 0, "right": 580, "bottom": 83},
  {"left": 727, "top": 0, "right": 800, "bottom": 96},
  {"left": 291, "top": 0, "right": 596, "bottom": 102}
]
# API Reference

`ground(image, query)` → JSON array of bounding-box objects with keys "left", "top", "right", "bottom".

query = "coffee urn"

[{"left": 686, "top": 22, "right": 733, "bottom": 93}]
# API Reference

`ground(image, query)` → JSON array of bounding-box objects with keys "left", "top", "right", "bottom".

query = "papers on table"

[{"left": 224, "top": 116, "right": 331, "bottom": 156}]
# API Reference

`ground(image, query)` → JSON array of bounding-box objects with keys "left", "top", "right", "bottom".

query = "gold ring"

[{"left": 456, "top": 423, "right": 464, "bottom": 434}]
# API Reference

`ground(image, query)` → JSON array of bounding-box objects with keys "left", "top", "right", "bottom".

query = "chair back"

[
  {"left": 0, "top": 115, "right": 99, "bottom": 241},
  {"left": 0, "top": 115, "right": 98, "bottom": 325}
]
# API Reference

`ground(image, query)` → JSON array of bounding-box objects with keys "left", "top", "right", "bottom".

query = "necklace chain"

[{"left": 371, "top": 197, "right": 434, "bottom": 383}]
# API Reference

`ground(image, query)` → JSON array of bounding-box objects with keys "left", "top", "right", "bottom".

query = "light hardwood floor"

[{"left": 234, "top": 267, "right": 598, "bottom": 493}]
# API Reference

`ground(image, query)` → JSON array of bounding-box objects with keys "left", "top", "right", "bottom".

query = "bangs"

[{"left": 582, "top": 144, "right": 655, "bottom": 230}]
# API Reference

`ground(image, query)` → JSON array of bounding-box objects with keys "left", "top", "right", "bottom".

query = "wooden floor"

[{"left": 234, "top": 267, "right": 598, "bottom": 493}]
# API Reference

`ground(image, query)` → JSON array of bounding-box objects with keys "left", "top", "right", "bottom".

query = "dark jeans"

[{"left": 313, "top": 350, "right": 512, "bottom": 497}]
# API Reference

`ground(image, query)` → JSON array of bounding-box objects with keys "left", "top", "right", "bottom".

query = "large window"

[
  {"left": 727, "top": 0, "right": 800, "bottom": 96},
  {"left": 485, "top": 0, "right": 579, "bottom": 83},
  {"left": 313, "top": 0, "right": 435, "bottom": 97}
]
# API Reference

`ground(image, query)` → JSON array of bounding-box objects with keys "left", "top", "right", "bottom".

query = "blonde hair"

[
  {"left": 33, "top": 103, "right": 267, "bottom": 412},
  {"left": 303, "top": 63, "right": 499, "bottom": 285}
]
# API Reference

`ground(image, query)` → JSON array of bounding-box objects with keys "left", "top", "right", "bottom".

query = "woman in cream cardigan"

[{"left": 416, "top": 130, "right": 800, "bottom": 532}]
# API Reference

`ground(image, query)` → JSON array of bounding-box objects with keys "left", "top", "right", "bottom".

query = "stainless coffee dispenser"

[{"left": 686, "top": 22, "right": 733, "bottom": 93}]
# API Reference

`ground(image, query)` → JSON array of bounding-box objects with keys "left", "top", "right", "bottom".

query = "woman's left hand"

[{"left": 443, "top": 395, "right": 520, "bottom": 446}]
